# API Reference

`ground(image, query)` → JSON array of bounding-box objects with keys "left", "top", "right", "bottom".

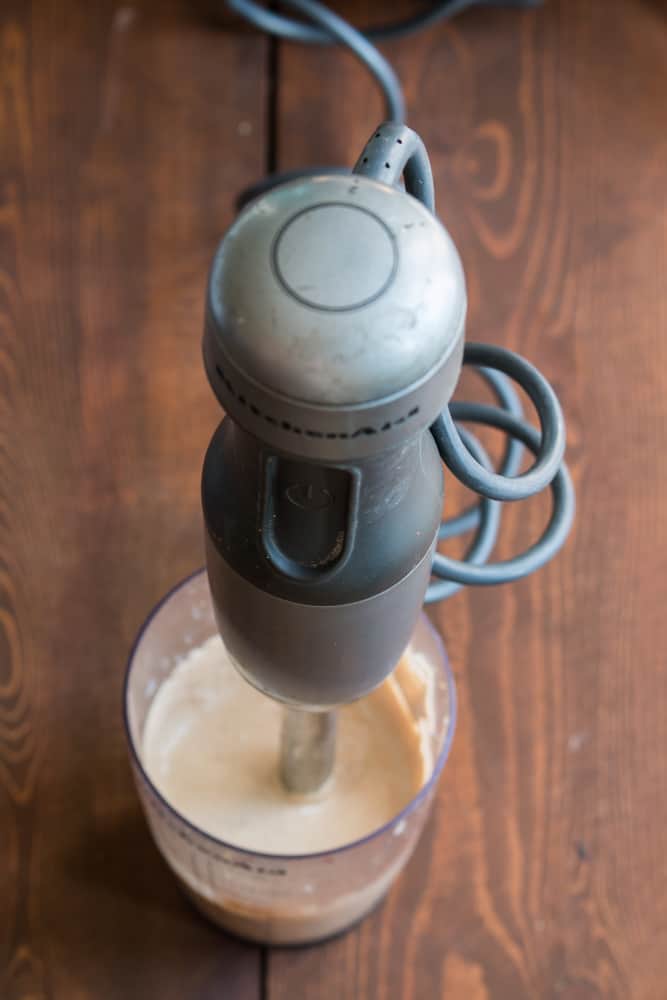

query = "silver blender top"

[{"left": 203, "top": 172, "right": 466, "bottom": 459}]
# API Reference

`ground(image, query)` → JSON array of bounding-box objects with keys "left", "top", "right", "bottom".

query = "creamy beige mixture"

[{"left": 142, "top": 635, "right": 433, "bottom": 855}]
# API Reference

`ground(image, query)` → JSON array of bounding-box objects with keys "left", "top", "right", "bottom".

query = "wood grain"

[
  {"left": 0, "top": 1, "right": 265, "bottom": 997},
  {"left": 2, "top": 1, "right": 667, "bottom": 998},
  {"left": 269, "top": 1, "right": 667, "bottom": 998}
]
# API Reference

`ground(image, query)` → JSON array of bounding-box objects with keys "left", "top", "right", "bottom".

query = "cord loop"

[
  {"left": 432, "top": 343, "right": 566, "bottom": 501},
  {"left": 427, "top": 403, "right": 575, "bottom": 595}
]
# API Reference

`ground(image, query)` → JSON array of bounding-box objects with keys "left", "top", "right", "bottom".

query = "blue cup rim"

[{"left": 123, "top": 567, "right": 457, "bottom": 863}]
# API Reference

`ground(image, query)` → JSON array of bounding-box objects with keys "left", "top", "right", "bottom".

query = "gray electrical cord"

[
  {"left": 228, "top": 0, "right": 541, "bottom": 45},
  {"left": 226, "top": 0, "right": 542, "bottom": 120},
  {"left": 427, "top": 366, "right": 525, "bottom": 602},
  {"left": 437, "top": 365, "right": 524, "bottom": 542},
  {"left": 228, "top": 0, "right": 405, "bottom": 120},
  {"left": 429, "top": 402, "right": 575, "bottom": 593},
  {"left": 433, "top": 344, "right": 566, "bottom": 501}
]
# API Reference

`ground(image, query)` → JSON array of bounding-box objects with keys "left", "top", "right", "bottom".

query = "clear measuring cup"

[{"left": 124, "top": 569, "right": 456, "bottom": 946}]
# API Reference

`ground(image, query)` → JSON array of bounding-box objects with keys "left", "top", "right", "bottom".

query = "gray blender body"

[{"left": 202, "top": 172, "right": 466, "bottom": 708}]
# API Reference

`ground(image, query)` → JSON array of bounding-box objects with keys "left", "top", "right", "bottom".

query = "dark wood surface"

[{"left": 2, "top": 1, "right": 666, "bottom": 997}]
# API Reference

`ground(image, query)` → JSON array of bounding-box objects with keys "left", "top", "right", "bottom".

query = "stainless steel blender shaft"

[{"left": 280, "top": 707, "right": 337, "bottom": 794}]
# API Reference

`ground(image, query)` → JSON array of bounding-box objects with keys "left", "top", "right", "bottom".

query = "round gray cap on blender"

[{"left": 203, "top": 172, "right": 467, "bottom": 459}]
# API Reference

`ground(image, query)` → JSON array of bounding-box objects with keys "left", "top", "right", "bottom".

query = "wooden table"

[{"left": 2, "top": 1, "right": 666, "bottom": 997}]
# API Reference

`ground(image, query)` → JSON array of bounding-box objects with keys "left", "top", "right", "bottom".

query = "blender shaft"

[{"left": 280, "top": 707, "right": 337, "bottom": 794}]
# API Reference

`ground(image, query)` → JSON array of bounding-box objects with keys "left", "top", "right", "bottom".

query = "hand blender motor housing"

[{"left": 202, "top": 131, "right": 466, "bottom": 708}]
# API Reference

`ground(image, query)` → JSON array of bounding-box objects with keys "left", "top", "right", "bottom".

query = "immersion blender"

[{"left": 201, "top": 122, "right": 574, "bottom": 792}]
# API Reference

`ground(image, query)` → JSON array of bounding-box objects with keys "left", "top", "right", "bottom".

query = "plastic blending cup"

[{"left": 124, "top": 570, "right": 456, "bottom": 946}]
